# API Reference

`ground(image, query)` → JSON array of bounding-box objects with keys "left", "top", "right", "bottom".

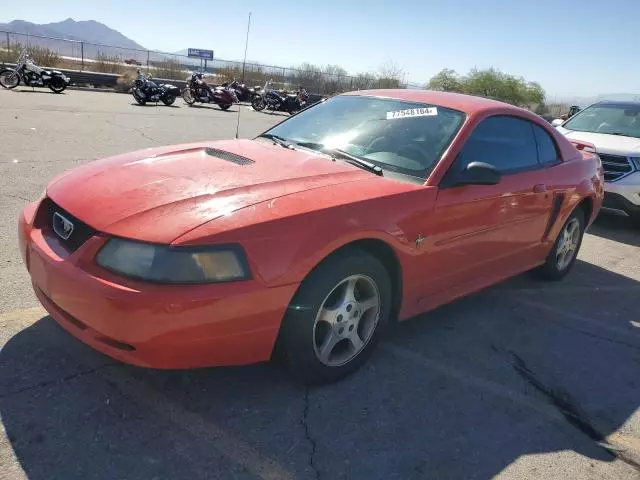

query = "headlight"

[
  {"left": 96, "top": 239, "right": 250, "bottom": 283},
  {"left": 630, "top": 157, "right": 640, "bottom": 170}
]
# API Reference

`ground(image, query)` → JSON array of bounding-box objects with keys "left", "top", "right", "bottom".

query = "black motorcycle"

[
  {"left": 130, "top": 70, "right": 180, "bottom": 106},
  {"left": 225, "top": 80, "right": 260, "bottom": 102},
  {"left": 251, "top": 81, "right": 308, "bottom": 114},
  {"left": 0, "top": 50, "right": 70, "bottom": 93}
]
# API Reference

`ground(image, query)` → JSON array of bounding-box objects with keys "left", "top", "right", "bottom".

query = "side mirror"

[
  {"left": 551, "top": 119, "right": 564, "bottom": 127},
  {"left": 457, "top": 162, "right": 501, "bottom": 186}
]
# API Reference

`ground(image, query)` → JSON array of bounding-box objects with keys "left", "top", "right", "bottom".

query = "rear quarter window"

[{"left": 533, "top": 124, "right": 560, "bottom": 165}]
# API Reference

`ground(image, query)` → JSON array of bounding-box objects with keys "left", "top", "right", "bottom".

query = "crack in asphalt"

[
  {"left": 103, "top": 119, "right": 162, "bottom": 145},
  {"left": 510, "top": 352, "right": 640, "bottom": 470},
  {"left": 1, "top": 193, "right": 31, "bottom": 202},
  {"left": 301, "top": 387, "right": 320, "bottom": 480},
  {"left": 0, "top": 362, "right": 120, "bottom": 400}
]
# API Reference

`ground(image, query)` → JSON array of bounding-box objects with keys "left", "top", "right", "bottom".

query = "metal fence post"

[
  {"left": 80, "top": 42, "right": 84, "bottom": 70},
  {"left": 5, "top": 32, "right": 9, "bottom": 54},
  {"left": 147, "top": 50, "right": 150, "bottom": 72}
]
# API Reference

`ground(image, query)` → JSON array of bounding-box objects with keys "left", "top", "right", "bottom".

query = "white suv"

[{"left": 553, "top": 101, "right": 640, "bottom": 222}]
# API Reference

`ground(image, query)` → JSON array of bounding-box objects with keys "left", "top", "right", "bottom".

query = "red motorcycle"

[{"left": 182, "top": 73, "right": 238, "bottom": 110}]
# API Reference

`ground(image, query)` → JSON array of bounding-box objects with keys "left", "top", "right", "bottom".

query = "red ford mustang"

[{"left": 19, "top": 90, "right": 604, "bottom": 384}]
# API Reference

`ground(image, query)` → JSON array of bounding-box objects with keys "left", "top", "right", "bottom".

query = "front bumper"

[
  {"left": 19, "top": 200, "right": 298, "bottom": 369},
  {"left": 604, "top": 171, "right": 640, "bottom": 216}
]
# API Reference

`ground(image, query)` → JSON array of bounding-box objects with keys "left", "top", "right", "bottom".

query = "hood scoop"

[{"left": 205, "top": 147, "right": 255, "bottom": 166}]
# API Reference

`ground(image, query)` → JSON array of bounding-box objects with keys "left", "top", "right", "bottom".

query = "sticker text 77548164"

[{"left": 386, "top": 107, "right": 438, "bottom": 120}]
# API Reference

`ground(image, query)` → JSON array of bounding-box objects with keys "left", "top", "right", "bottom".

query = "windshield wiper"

[
  {"left": 258, "top": 133, "right": 294, "bottom": 149},
  {"left": 294, "top": 142, "right": 383, "bottom": 176}
]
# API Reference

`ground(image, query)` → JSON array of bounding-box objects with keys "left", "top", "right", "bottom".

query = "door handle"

[{"left": 533, "top": 184, "right": 547, "bottom": 193}]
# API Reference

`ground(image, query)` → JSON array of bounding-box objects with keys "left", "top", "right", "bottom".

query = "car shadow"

[
  {"left": 588, "top": 213, "right": 640, "bottom": 247},
  {"left": 1, "top": 260, "right": 639, "bottom": 479}
]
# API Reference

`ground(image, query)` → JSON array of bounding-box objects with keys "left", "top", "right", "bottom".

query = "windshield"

[
  {"left": 262, "top": 95, "right": 466, "bottom": 179},
  {"left": 562, "top": 103, "right": 640, "bottom": 139}
]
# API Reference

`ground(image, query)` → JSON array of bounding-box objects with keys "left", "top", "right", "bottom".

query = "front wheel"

[
  {"left": 48, "top": 76, "right": 67, "bottom": 93},
  {"left": 182, "top": 88, "right": 196, "bottom": 105},
  {"left": 537, "top": 208, "right": 585, "bottom": 280},
  {"left": 219, "top": 103, "right": 231, "bottom": 111},
  {"left": 280, "top": 249, "right": 392, "bottom": 385},
  {"left": 0, "top": 69, "right": 20, "bottom": 89},
  {"left": 251, "top": 96, "right": 266, "bottom": 111},
  {"left": 162, "top": 95, "right": 176, "bottom": 106},
  {"left": 132, "top": 89, "right": 146, "bottom": 105}
]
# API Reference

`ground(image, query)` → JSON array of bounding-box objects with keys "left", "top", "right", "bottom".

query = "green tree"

[{"left": 426, "top": 69, "right": 462, "bottom": 92}]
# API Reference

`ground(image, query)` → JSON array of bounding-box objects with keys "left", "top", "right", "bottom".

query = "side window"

[
  {"left": 457, "top": 116, "right": 539, "bottom": 173},
  {"left": 533, "top": 124, "right": 560, "bottom": 165}
]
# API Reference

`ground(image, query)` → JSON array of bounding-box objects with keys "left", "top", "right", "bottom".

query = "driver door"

[{"left": 419, "top": 115, "right": 553, "bottom": 302}]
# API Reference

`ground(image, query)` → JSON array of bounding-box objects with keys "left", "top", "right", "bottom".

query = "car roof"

[
  {"left": 340, "top": 89, "right": 518, "bottom": 114},
  {"left": 593, "top": 100, "right": 640, "bottom": 108}
]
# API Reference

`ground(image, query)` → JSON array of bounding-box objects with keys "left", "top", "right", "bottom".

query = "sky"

[{"left": 2, "top": 0, "right": 639, "bottom": 99}]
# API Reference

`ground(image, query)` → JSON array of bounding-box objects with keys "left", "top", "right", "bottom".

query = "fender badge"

[{"left": 415, "top": 234, "right": 425, "bottom": 248}]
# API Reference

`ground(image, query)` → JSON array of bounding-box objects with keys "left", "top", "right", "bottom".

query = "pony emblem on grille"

[{"left": 52, "top": 212, "right": 74, "bottom": 240}]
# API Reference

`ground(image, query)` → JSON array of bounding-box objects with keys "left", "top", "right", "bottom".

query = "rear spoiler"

[
  {"left": 569, "top": 140, "right": 602, "bottom": 170},
  {"left": 569, "top": 139, "right": 596, "bottom": 153}
]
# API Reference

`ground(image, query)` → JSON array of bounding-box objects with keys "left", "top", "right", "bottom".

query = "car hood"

[
  {"left": 47, "top": 139, "right": 371, "bottom": 243},
  {"left": 557, "top": 127, "right": 640, "bottom": 155}
]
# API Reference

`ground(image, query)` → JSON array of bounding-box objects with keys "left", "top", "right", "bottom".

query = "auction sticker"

[{"left": 387, "top": 107, "right": 438, "bottom": 119}]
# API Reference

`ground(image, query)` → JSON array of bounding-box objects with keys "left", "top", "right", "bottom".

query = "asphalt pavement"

[{"left": 1, "top": 87, "right": 639, "bottom": 480}]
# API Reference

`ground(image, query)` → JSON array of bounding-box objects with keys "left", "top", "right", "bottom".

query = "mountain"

[{"left": 0, "top": 18, "right": 145, "bottom": 50}]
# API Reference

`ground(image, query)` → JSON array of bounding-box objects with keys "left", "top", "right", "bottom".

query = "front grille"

[
  {"left": 36, "top": 198, "right": 97, "bottom": 252},
  {"left": 599, "top": 153, "right": 633, "bottom": 182}
]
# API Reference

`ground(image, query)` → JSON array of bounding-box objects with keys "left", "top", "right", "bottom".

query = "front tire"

[
  {"left": 132, "top": 89, "right": 146, "bottom": 105},
  {"left": 0, "top": 69, "right": 20, "bottom": 89},
  {"left": 280, "top": 249, "right": 392, "bottom": 385},
  {"left": 162, "top": 95, "right": 176, "bottom": 106},
  {"left": 251, "top": 96, "right": 266, "bottom": 111},
  {"left": 182, "top": 89, "right": 196, "bottom": 105},
  {"left": 219, "top": 103, "right": 231, "bottom": 111},
  {"left": 48, "top": 76, "right": 67, "bottom": 93},
  {"left": 538, "top": 208, "right": 585, "bottom": 280}
]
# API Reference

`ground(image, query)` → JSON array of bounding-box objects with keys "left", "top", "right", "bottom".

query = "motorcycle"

[
  {"left": 223, "top": 80, "right": 260, "bottom": 102},
  {"left": 0, "top": 50, "right": 70, "bottom": 93},
  {"left": 182, "top": 73, "right": 238, "bottom": 110},
  {"left": 129, "top": 69, "right": 181, "bottom": 106},
  {"left": 251, "top": 81, "right": 308, "bottom": 114}
]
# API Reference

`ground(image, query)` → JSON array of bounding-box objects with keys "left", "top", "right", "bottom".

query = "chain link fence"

[{"left": 1, "top": 30, "right": 422, "bottom": 95}]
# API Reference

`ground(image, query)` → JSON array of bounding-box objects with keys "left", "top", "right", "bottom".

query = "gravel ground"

[{"left": 1, "top": 87, "right": 639, "bottom": 480}]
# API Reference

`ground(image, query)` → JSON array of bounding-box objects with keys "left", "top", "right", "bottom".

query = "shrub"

[
  {"left": 154, "top": 58, "right": 184, "bottom": 80},
  {"left": 94, "top": 52, "right": 124, "bottom": 74},
  {"left": 0, "top": 42, "right": 61, "bottom": 67}
]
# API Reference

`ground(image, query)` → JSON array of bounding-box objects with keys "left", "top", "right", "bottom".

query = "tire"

[
  {"left": 219, "top": 103, "right": 231, "bottom": 111},
  {"left": 162, "top": 95, "right": 176, "bottom": 106},
  {"left": 48, "top": 76, "right": 66, "bottom": 93},
  {"left": 0, "top": 69, "right": 20, "bottom": 89},
  {"left": 132, "top": 89, "right": 146, "bottom": 106},
  {"left": 182, "top": 89, "right": 196, "bottom": 105},
  {"left": 251, "top": 96, "right": 266, "bottom": 111},
  {"left": 280, "top": 249, "right": 392, "bottom": 385},
  {"left": 537, "top": 208, "right": 585, "bottom": 280}
]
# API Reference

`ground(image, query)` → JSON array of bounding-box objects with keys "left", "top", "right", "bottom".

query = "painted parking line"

[{"left": 101, "top": 369, "right": 294, "bottom": 480}]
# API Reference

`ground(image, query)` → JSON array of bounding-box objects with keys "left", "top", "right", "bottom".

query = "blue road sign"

[{"left": 187, "top": 48, "right": 214, "bottom": 60}]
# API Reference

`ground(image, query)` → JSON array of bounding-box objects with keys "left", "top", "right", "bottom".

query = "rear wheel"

[
  {"left": 0, "top": 69, "right": 20, "bottom": 89},
  {"left": 537, "top": 208, "right": 585, "bottom": 280},
  {"left": 219, "top": 103, "right": 231, "bottom": 111},
  {"left": 162, "top": 95, "right": 176, "bottom": 106},
  {"left": 48, "top": 76, "right": 66, "bottom": 93},
  {"left": 280, "top": 249, "right": 392, "bottom": 385}
]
